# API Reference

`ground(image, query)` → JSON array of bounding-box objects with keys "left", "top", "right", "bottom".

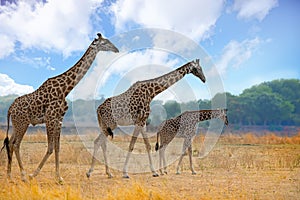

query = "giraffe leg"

[
  {"left": 14, "top": 143, "right": 27, "bottom": 182},
  {"left": 159, "top": 146, "right": 167, "bottom": 175},
  {"left": 176, "top": 138, "right": 190, "bottom": 175},
  {"left": 54, "top": 131, "right": 63, "bottom": 183},
  {"left": 188, "top": 146, "right": 196, "bottom": 175},
  {"left": 87, "top": 133, "right": 112, "bottom": 178},
  {"left": 141, "top": 131, "right": 159, "bottom": 177},
  {"left": 86, "top": 134, "right": 101, "bottom": 178},
  {"left": 122, "top": 126, "right": 140, "bottom": 178},
  {"left": 29, "top": 136, "right": 54, "bottom": 179},
  {"left": 29, "top": 118, "right": 58, "bottom": 179},
  {"left": 162, "top": 146, "right": 168, "bottom": 175},
  {"left": 9, "top": 122, "right": 28, "bottom": 181},
  {"left": 99, "top": 134, "right": 113, "bottom": 178},
  {"left": 158, "top": 147, "right": 163, "bottom": 175},
  {"left": 7, "top": 139, "right": 14, "bottom": 180}
]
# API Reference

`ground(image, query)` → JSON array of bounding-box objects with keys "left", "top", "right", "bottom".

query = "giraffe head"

[
  {"left": 188, "top": 59, "right": 206, "bottom": 83},
  {"left": 216, "top": 108, "right": 228, "bottom": 125},
  {"left": 91, "top": 33, "right": 119, "bottom": 53}
]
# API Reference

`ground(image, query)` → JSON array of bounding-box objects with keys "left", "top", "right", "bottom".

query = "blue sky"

[{"left": 0, "top": 0, "right": 299, "bottom": 102}]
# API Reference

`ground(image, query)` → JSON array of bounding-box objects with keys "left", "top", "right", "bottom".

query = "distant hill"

[{"left": 1, "top": 79, "right": 299, "bottom": 128}]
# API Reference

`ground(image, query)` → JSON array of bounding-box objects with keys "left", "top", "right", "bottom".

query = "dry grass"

[
  {"left": 0, "top": 129, "right": 299, "bottom": 199},
  {"left": 219, "top": 132, "right": 300, "bottom": 145}
]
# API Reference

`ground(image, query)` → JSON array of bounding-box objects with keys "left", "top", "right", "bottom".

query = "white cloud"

[
  {"left": 215, "top": 37, "right": 262, "bottom": 75},
  {"left": 0, "top": 0, "right": 104, "bottom": 58},
  {"left": 232, "top": 0, "right": 278, "bottom": 21},
  {"left": 0, "top": 34, "right": 15, "bottom": 58},
  {"left": 110, "top": 0, "right": 224, "bottom": 41},
  {"left": 13, "top": 55, "right": 54, "bottom": 70},
  {"left": 0, "top": 73, "right": 34, "bottom": 96}
]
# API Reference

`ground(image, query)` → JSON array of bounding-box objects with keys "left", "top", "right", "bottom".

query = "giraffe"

[
  {"left": 1, "top": 33, "right": 119, "bottom": 182},
  {"left": 86, "top": 59, "right": 206, "bottom": 179},
  {"left": 155, "top": 109, "right": 228, "bottom": 175}
]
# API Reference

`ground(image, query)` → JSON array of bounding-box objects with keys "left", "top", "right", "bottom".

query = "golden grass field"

[{"left": 0, "top": 129, "right": 299, "bottom": 200}]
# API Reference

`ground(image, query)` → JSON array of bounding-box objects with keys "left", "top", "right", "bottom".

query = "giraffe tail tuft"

[
  {"left": 107, "top": 127, "right": 114, "bottom": 139},
  {"left": 155, "top": 142, "right": 159, "bottom": 151},
  {"left": 1, "top": 137, "right": 11, "bottom": 162},
  {"left": 1, "top": 107, "right": 12, "bottom": 162},
  {"left": 155, "top": 131, "right": 160, "bottom": 151}
]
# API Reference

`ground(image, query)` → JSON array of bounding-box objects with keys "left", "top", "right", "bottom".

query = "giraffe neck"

[
  {"left": 188, "top": 110, "right": 222, "bottom": 122},
  {"left": 143, "top": 63, "right": 191, "bottom": 99},
  {"left": 55, "top": 43, "right": 97, "bottom": 96}
]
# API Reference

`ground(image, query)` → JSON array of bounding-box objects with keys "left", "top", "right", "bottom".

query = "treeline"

[{"left": 0, "top": 79, "right": 299, "bottom": 126}]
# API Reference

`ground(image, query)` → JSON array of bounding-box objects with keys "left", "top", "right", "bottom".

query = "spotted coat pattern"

[
  {"left": 3, "top": 34, "right": 118, "bottom": 182},
  {"left": 156, "top": 109, "right": 228, "bottom": 175},
  {"left": 87, "top": 59, "right": 206, "bottom": 178}
]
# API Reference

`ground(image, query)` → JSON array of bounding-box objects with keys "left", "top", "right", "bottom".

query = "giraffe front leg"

[
  {"left": 30, "top": 118, "right": 58, "bottom": 180},
  {"left": 29, "top": 137, "right": 54, "bottom": 179},
  {"left": 176, "top": 154, "right": 184, "bottom": 175},
  {"left": 54, "top": 132, "right": 64, "bottom": 183}
]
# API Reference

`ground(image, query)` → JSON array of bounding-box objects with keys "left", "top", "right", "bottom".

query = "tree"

[{"left": 163, "top": 100, "right": 181, "bottom": 119}]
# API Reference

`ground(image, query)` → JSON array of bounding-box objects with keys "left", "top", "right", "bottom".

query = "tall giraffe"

[
  {"left": 155, "top": 109, "right": 228, "bottom": 175},
  {"left": 86, "top": 59, "right": 206, "bottom": 179},
  {"left": 2, "top": 33, "right": 119, "bottom": 182}
]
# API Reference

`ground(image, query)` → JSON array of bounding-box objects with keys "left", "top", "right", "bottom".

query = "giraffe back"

[{"left": 157, "top": 109, "right": 228, "bottom": 146}]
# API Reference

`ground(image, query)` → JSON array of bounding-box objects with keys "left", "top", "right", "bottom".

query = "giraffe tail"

[
  {"left": 155, "top": 132, "right": 160, "bottom": 151},
  {"left": 107, "top": 127, "right": 114, "bottom": 139},
  {"left": 1, "top": 108, "right": 11, "bottom": 162}
]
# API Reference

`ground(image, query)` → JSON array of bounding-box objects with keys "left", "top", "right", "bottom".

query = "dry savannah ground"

[{"left": 0, "top": 129, "right": 299, "bottom": 200}]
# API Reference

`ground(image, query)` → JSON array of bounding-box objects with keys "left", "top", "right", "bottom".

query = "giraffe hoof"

[
  {"left": 164, "top": 171, "right": 168, "bottom": 175},
  {"left": 192, "top": 172, "right": 197, "bottom": 175},
  {"left": 152, "top": 174, "right": 159, "bottom": 177},
  {"left": 57, "top": 177, "right": 64, "bottom": 185},
  {"left": 21, "top": 177, "right": 28, "bottom": 182},
  {"left": 176, "top": 172, "right": 181, "bottom": 175},
  {"left": 122, "top": 175, "right": 130, "bottom": 179},
  {"left": 21, "top": 176, "right": 28, "bottom": 183},
  {"left": 86, "top": 172, "right": 91, "bottom": 178},
  {"left": 107, "top": 174, "right": 113, "bottom": 179},
  {"left": 29, "top": 174, "right": 34, "bottom": 180}
]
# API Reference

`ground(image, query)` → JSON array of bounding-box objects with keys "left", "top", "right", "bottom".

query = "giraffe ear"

[
  {"left": 196, "top": 59, "right": 199, "bottom": 63},
  {"left": 97, "top": 33, "right": 102, "bottom": 39}
]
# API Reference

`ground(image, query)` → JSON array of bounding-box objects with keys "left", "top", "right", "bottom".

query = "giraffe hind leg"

[
  {"left": 188, "top": 146, "right": 196, "bottom": 175},
  {"left": 159, "top": 146, "right": 168, "bottom": 175},
  {"left": 9, "top": 123, "right": 29, "bottom": 181},
  {"left": 86, "top": 134, "right": 101, "bottom": 178},
  {"left": 141, "top": 131, "right": 159, "bottom": 177},
  {"left": 123, "top": 126, "right": 140, "bottom": 178},
  {"left": 176, "top": 138, "right": 190, "bottom": 175},
  {"left": 6, "top": 139, "right": 13, "bottom": 180}
]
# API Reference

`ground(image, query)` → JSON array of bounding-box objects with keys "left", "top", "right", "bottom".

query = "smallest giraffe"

[{"left": 155, "top": 109, "right": 228, "bottom": 175}]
